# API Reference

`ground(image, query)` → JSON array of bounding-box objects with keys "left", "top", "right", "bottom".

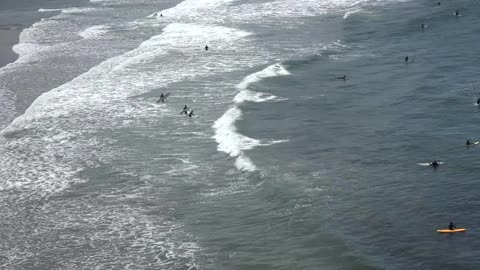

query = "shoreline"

[
  {"left": 0, "top": 27, "right": 22, "bottom": 69},
  {"left": 0, "top": 0, "right": 90, "bottom": 69}
]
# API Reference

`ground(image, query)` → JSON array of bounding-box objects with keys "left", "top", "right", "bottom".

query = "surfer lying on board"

[
  {"left": 449, "top": 221, "right": 456, "bottom": 230},
  {"left": 337, "top": 75, "right": 347, "bottom": 80},
  {"left": 466, "top": 139, "right": 472, "bottom": 146},
  {"left": 430, "top": 160, "right": 439, "bottom": 167}
]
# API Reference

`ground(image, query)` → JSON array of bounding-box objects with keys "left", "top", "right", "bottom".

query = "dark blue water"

[{"left": 239, "top": 0, "right": 480, "bottom": 269}]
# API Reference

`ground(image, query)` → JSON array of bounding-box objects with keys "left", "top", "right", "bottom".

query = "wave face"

[{"left": 213, "top": 63, "right": 290, "bottom": 171}]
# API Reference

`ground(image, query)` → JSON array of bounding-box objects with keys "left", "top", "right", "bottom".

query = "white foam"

[
  {"left": 343, "top": 8, "right": 364, "bottom": 19},
  {"left": 213, "top": 63, "right": 291, "bottom": 171},
  {"left": 233, "top": 90, "right": 278, "bottom": 103},
  {"left": 78, "top": 25, "right": 110, "bottom": 39},
  {"left": 153, "top": 0, "right": 237, "bottom": 23},
  {"left": 235, "top": 154, "right": 257, "bottom": 171},
  {"left": 38, "top": 7, "right": 95, "bottom": 14},
  {"left": 236, "top": 63, "right": 290, "bottom": 90},
  {"left": 1, "top": 22, "right": 255, "bottom": 194},
  {"left": 37, "top": 8, "right": 63, "bottom": 12},
  {"left": 212, "top": 107, "right": 261, "bottom": 156}
]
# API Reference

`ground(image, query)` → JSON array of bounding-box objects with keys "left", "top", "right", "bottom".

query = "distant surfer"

[
  {"left": 405, "top": 56, "right": 409, "bottom": 63},
  {"left": 337, "top": 75, "right": 347, "bottom": 81},
  {"left": 157, "top": 93, "right": 165, "bottom": 103},
  {"left": 449, "top": 221, "right": 456, "bottom": 230},
  {"left": 477, "top": 98, "right": 480, "bottom": 105},
  {"left": 188, "top": 110, "right": 194, "bottom": 117},
  {"left": 437, "top": 2, "right": 440, "bottom": 5},
  {"left": 205, "top": 45, "right": 209, "bottom": 51},
  {"left": 160, "top": 13, "right": 163, "bottom": 17},
  {"left": 430, "top": 160, "right": 439, "bottom": 168},
  {"left": 421, "top": 24, "right": 425, "bottom": 31},
  {"left": 466, "top": 139, "right": 472, "bottom": 146},
  {"left": 180, "top": 105, "right": 188, "bottom": 114},
  {"left": 455, "top": 10, "right": 459, "bottom": 17}
]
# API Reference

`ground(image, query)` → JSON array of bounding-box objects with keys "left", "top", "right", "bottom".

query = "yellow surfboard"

[{"left": 436, "top": 228, "right": 466, "bottom": 233}]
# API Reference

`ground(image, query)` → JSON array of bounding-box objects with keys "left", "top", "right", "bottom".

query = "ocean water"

[{"left": 1, "top": 0, "right": 480, "bottom": 269}]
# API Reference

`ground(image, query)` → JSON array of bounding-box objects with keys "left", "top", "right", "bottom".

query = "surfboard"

[
  {"left": 417, "top": 162, "right": 445, "bottom": 166},
  {"left": 436, "top": 228, "right": 466, "bottom": 233},
  {"left": 157, "top": 92, "right": 171, "bottom": 103}
]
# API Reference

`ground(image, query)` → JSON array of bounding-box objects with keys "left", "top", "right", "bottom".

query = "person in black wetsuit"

[
  {"left": 455, "top": 10, "right": 459, "bottom": 17},
  {"left": 337, "top": 75, "right": 347, "bottom": 80},
  {"left": 449, "top": 221, "right": 456, "bottom": 230},
  {"left": 188, "top": 110, "right": 194, "bottom": 117},
  {"left": 466, "top": 139, "right": 472, "bottom": 146},
  {"left": 205, "top": 45, "right": 209, "bottom": 51},
  {"left": 476, "top": 98, "right": 480, "bottom": 105},
  {"left": 430, "top": 160, "right": 439, "bottom": 167},
  {"left": 405, "top": 56, "right": 409, "bottom": 63},
  {"left": 157, "top": 93, "right": 165, "bottom": 103},
  {"left": 180, "top": 105, "right": 188, "bottom": 114},
  {"left": 421, "top": 24, "right": 425, "bottom": 31}
]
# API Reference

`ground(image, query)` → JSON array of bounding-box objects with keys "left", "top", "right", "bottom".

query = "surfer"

[
  {"left": 449, "top": 221, "right": 456, "bottom": 230},
  {"left": 455, "top": 10, "right": 459, "bottom": 17},
  {"left": 405, "top": 56, "right": 409, "bottom": 63},
  {"left": 337, "top": 75, "right": 347, "bottom": 80},
  {"left": 437, "top": 2, "right": 440, "bottom": 5},
  {"left": 477, "top": 98, "right": 480, "bottom": 105},
  {"left": 157, "top": 93, "right": 165, "bottom": 103},
  {"left": 421, "top": 24, "right": 425, "bottom": 31},
  {"left": 188, "top": 110, "right": 194, "bottom": 117},
  {"left": 430, "top": 160, "right": 439, "bottom": 167},
  {"left": 160, "top": 13, "right": 163, "bottom": 17},
  {"left": 205, "top": 45, "right": 209, "bottom": 51},
  {"left": 466, "top": 139, "right": 472, "bottom": 146},
  {"left": 180, "top": 105, "right": 188, "bottom": 114}
]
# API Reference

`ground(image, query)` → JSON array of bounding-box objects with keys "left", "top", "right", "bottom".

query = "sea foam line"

[
  {"left": 78, "top": 25, "right": 110, "bottom": 39},
  {"left": 213, "top": 63, "right": 290, "bottom": 172}
]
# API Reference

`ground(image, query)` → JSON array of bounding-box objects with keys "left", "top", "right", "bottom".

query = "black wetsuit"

[
  {"left": 188, "top": 110, "right": 194, "bottom": 117},
  {"left": 205, "top": 45, "right": 209, "bottom": 51},
  {"left": 405, "top": 56, "right": 409, "bottom": 63},
  {"left": 466, "top": 140, "right": 472, "bottom": 146},
  {"left": 476, "top": 98, "right": 480, "bottom": 105},
  {"left": 449, "top": 222, "right": 456, "bottom": 230},
  {"left": 431, "top": 161, "right": 439, "bottom": 167}
]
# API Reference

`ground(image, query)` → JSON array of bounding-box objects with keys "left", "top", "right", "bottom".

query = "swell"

[{"left": 212, "top": 63, "right": 290, "bottom": 171}]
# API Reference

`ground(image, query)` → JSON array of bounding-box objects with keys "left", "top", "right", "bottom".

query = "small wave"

[
  {"left": 38, "top": 7, "right": 95, "bottom": 14},
  {"left": 78, "top": 25, "right": 110, "bottom": 39},
  {"left": 236, "top": 63, "right": 290, "bottom": 90},
  {"left": 233, "top": 90, "right": 278, "bottom": 103},
  {"left": 343, "top": 8, "right": 363, "bottom": 19},
  {"left": 212, "top": 107, "right": 261, "bottom": 172},
  {"left": 213, "top": 63, "right": 291, "bottom": 171},
  {"left": 37, "top": 8, "right": 63, "bottom": 12}
]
